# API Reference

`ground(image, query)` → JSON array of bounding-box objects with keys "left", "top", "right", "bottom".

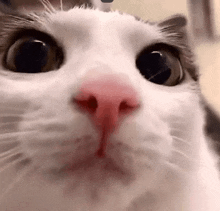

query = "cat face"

[{"left": 0, "top": 4, "right": 204, "bottom": 210}]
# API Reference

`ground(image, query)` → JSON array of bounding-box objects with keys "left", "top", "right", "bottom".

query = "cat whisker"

[
  {"left": 0, "top": 107, "right": 26, "bottom": 114},
  {"left": 0, "top": 142, "right": 20, "bottom": 154},
  {"left": 0, "top": 14, "right": 32, "bottom": 25},
  {"left": 1, "top": 114, "right": 40, "bottom": 122},
  {"left": 0, "top": 115, "right": 22, "bottom": 123},
  {"left": 40, "top": 0, "right": 56, "bottom": 14},
  {"left": 0, "top": 122, "right": 21, "bottom": 128},
  {"left": 0, "top": 152, "right": 23, "bottom": 166},
  {"left": 0, "top": 165, "right": 32, "bottom": 205},
  {"left": 60, "top": 0, "right": 63, "bottom": 11},
  {"left": 170, "top": 128, "right": 186, "bottom": 137},
  {"left": 172, "top": 136, "right": 191, "bottom": 146},
  {"left": 169, "top": 148, "right": 196, "bottom": 170},
  {"left": 134, "top": 147, "right": 162, "bottom": 162},
  {"left": 148, "top": 69, "right": 168, "bottom": 81},
  {"left": 133, "top": 154, "right": 155, "bottom": 167},
  {"left": 0, "top": 114, "right": 21, "bottom": 118},
  {"left": 171, "top": 149, "right": 190, "bottom": 159},
  {"left": 163, "top": 160, "right": 187, "bottom": 175},
  {"left": 170, "top": 128, "right": 184, "bottom": 132},
  {"left": 135, "top": 160, "right": 153, "bottom": 170},
  {"left": 169, "top": 120, "right": 185, "bottom": 125},
  {"left": 0, "top": 155, "right": 26, "bottom": 174},
  {"left": 0, "top": 147, "right": 20, "bottom": 159},
  {"left": 0, "top": 122, "right": 19, "bottom": 134},
  {"left": 0, "top": 140, "right": 19, "bottom": 145},
  {"left": 0, "top": 130, "right": 36, "bottom": 140}
]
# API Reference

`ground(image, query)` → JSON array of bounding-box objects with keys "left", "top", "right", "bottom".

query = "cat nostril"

[
  {"left": 119, "top": 100, "right": 137, "bottom": 113},
  {"left": 75, "top": 97, "right": 138, "bottom": 114},
  {"left": 87, "top": 96, "right": 98, "bottom": 112},
  {"left": 74, "top": 96, "right": 98, "bottom": 113}
]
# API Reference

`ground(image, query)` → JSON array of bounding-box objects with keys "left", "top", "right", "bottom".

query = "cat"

[{"left": 0, "top": 0, "right": 220, "bottom": 210}]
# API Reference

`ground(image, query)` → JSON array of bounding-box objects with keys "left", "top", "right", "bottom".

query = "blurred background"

[{"left": 0, "top": 0, "right": 220, "bottom": 113}]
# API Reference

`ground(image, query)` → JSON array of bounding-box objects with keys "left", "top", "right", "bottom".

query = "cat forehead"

[
  {"left": 46, "top": 8, "right": 161, "bottom": 37},
  {"left": 51, "top": 8, "right": 138, "bottom": 24}
]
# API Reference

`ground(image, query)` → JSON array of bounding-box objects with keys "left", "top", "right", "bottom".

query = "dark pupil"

[
  {"left": 15, "top": 39, "right": 49, "bottom": 73},
  {"left": 136, "top": 51, "right": 171, "bottom": 84}
]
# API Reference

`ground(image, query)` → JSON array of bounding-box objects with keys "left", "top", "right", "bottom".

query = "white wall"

[
  {"left": 212, "top": 0, "right": 220, "bottom": 37},
  {"left": 111, "top": 0, "right": 194, "bottom": 37},
  {"left": 112, "top": 0, "right": 189, "bottom": 22}
]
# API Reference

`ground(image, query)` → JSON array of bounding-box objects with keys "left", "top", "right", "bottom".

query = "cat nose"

[{"left": 74, "top": 73, "right": 140, "bottom": 133}]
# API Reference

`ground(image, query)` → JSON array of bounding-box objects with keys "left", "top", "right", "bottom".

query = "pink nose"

[{"left": 74, "top": 74, "right": 139, "bottom": 157}]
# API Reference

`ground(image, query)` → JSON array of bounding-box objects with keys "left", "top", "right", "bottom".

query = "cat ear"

[
  {"left": 158, "top": 14, "right": 187, "bottom": 30},
  {"left": 158, "top": 14, "right": 187, "bottom": 37},
  {"left": 157, "top": 14, "right": 188, "bottom": 45}
]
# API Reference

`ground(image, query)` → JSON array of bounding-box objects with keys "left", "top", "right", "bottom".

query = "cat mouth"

[
  {"left": 45, "top": 154, "right": 134, "bottom": 186},
  {"left": 36, "top": 134, "right": 135, "bottom": 185}
]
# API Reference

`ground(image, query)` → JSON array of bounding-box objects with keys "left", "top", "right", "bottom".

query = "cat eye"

[
  {"left": 136, "top": 45, "right": 183, "bottom": 86},
  {"left": 3, "top": 33, "right": 64, "bottom": 74}
]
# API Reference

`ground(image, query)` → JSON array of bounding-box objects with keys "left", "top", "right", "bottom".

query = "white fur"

[{"left": 0, "top": 8, "right": 220, "bottom": 211}]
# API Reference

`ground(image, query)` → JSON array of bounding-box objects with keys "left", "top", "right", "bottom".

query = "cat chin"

[
  {"left": 31, "top": 153, "right": 162, "bottom": 210},
  {"left": 46, "top": 175, "right": 157, "bottom": 211},
  {"left": 31, "top": 168, "right": 149, "bottom": 211}
]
